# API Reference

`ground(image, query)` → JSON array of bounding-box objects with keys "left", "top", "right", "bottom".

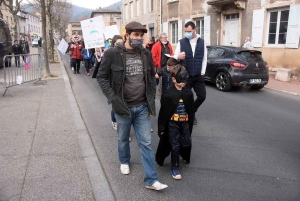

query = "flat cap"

[{"left": 125, "top": 21, "right": 147, "bottom": 33}]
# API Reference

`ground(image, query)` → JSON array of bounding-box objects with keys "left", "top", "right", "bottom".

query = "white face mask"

[{"left": 161, "top": 41, "right": 167, "bottom": 45}]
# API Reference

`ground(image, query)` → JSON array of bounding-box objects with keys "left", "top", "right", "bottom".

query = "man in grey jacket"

[{"left": 97, "top": 21, "right": 168, "bottom": 191}]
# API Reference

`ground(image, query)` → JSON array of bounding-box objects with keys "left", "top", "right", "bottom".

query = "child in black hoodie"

[{"left": 156, "top": 65, "right": 195, "bottom": 180}]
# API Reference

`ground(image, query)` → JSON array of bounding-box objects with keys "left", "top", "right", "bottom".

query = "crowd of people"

[{"left": 67, "top": 21, "right": 208, "bottom": 191}]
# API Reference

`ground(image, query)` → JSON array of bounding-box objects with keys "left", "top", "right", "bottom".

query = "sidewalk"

[
  {"left": 265, "top": 71, "right": 300, "bottom": 96},
  {"left": 0, "top": 54, "right": 114, "bottom": 200}
]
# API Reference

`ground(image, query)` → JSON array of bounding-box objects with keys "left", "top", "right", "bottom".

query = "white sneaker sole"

[
  {"left": 172, "top": 175, "right": 182, "bottom": 180},
  {"left": 121, "top": 170, "right": 130, "bottom": 175},
  {"left": 145, "top": 185, "right": 168, "bottom": 191}
]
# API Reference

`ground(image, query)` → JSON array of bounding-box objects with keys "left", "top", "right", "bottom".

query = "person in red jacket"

[
  {"left": 151, "top": 33, "right": 174, "bottom": 72},
  {"left": 69, "top": 36, "right": 83, "bottom": 74}
]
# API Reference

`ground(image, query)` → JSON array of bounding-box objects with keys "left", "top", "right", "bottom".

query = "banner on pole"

[{"left": 81, "top": 16, "right": 106, "bottom": 48}]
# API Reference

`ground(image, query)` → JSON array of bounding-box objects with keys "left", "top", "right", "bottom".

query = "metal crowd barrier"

[{"left": 1, "top": 53, "right": 43, "bottom": 96}]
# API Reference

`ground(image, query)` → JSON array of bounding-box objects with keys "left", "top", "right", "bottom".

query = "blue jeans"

[
  {"left": 115, "top": 104, "right": 158, "bottom": 186},
  {"left": 111, "top": 109, "right": 116, "bottom": 122},
  {"left": 14, "top": 56, "right": 20, "bottom": 66}
]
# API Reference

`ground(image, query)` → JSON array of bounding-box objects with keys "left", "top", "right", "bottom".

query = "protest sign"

[
  {"left": 57, "top": 38, "right": 69, "bottom": 55},
  {"left": 24, "top": 56, "right": 30, "bottom": 70},
  {"left": 81, "top": 16, "right": 106, "bottom": 48},
  {"left": 104, "top": 25, "right": 120, "bottom": 40}
]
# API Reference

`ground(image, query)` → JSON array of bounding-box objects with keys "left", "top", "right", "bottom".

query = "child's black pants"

[{"left": 168, "top": 121, "right": 191, "bottom": 169}]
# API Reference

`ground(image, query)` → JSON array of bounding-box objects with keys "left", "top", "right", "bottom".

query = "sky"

[{"left": 70, "top": 0, "right": 120, "bottom": 9}]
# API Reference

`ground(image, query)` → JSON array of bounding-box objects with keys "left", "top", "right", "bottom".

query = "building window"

[
  {"left": 150, "top": 0, "right": 154, "bottom": 12},
  {"left": 130, "top": 1, "right": 133, "bottom": 19},
  {"left": 136, "top": 0, "right": 140, "bottom": 16},
  {"left": 124, "top": 4, "right": 128, "bottom": 20},
  {"left": 225, "top": 14, "right": 239, "bottom": 19},
  {"left": 195, "top": 18, "right": 204, "bottom": 39},
  {"left": 149, "top": 27, "right": 154, "bottom": 37},
  {"left": 143, "top": 0, "right": 147, "bottom": 14},
  {"left": 171, "top": 21, "right": 178, "bottom": 44},
  {"left": 267, "top": 9, "right": 289, "bottom": 45}
]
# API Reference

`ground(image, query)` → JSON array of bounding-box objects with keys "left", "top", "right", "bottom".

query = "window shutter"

[
  {"left": 204, "top": 16, "right": 211, "bottom": 46},
  {"left": 178, "top": 20, "right": 182, "bottom": 40},
  {"left": 285, "top": 4, "right": 300, "bottom": 48},
  {"left": 163, "top": 22, "right": 168, "bottom": 35},
  {"left": 251, "top": 9, "right": 264, "bottom": 47}
]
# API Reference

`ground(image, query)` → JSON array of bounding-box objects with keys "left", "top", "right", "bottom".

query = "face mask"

[
  {"left": 129, "top": 37, "right": 144, "bottom": 49},
  {"left": 184, "top": 32, "right": 193, "bottom": 40},
  {"left": 161, "top": 41, "right": 167, "bottom": 45}
]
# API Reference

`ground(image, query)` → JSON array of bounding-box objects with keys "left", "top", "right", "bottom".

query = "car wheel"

[
  {"left": 250, "top": 85, "right": 265, "bottom": 90},
  {"left": 215, "top": 72, "right": 232, "bottom": 91}
]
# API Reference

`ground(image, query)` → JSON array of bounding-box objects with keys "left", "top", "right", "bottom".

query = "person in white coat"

[{"left": 243, "top": 37, "right": 254, "bottom": 49}]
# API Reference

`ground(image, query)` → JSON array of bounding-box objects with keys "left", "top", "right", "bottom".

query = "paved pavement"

[
  {"left": 0, "top": 51, "right": 299, "bottom": 201},
  {"left": 0, "top": 51, "right": 114, "bottom": 201},
  {"left": 266, "top": 71, "right": 300, "bottom": 96}
]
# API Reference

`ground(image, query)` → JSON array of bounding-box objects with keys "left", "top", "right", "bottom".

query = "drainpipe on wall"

[{"left": 216, "top": 29, "right": 219, "bottom": 45}]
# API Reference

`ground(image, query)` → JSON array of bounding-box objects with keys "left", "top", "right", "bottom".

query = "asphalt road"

[{"left": 61, "top": 54, "right": 300, "bottom": 201}]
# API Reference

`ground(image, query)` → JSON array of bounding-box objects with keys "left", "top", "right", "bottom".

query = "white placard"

[
  {"left": 104, "top": 25, "right": 120, "bottom": 40},
  {"left": 16, "top": 75, "right": 22, "bottom": 85},
  {"left": 57, "top": 38, "right": 69, "bottom": 55},
  {"left": 81, "top": 16, "right": 106, "bottom": 48}
]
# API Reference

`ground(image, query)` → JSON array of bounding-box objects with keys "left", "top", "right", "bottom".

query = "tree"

[
  {"left": 51, "top": 0, "right": 72, "bottom": 39},
  {"left": 40, "top": 0, "right": 50, "bottom": 77},
  {"left": 25, "top": 0, "right": 71, "bottom": 76},
  {"left": 2, "top": 0, "right": 23, "bottom": 41},
  {"left": 0, "top": 0, "right": 4, "bottom": 18}
]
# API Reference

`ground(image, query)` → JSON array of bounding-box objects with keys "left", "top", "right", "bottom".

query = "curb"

[
  {"left": 56, "top": 51, "right": 115, "bottom": 201},
  {"left": 265, "top": 86, "right": 299, "bottom": 96}
]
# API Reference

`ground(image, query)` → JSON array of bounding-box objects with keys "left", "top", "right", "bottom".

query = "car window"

[
  {"left": 208, "top": 48, "right": 226, "bottom": 59},
  {"left": 237, "top": 51, "right": 263, "bottom": 62},
  {"left": 0, "top": 28, "right": 7, "bottom": 42}
]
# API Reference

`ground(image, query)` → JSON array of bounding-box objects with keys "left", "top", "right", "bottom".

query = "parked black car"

[
  {"left": 204, "top": 46, "right": 269, "bottom": 91},
  {"left": 0, "top": 18, "right": 12, "bottom": 67}
]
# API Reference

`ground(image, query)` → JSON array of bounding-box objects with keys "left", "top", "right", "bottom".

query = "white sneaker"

[
  {"left": 145, "top": 181, "right": 168, "bottom": 191},
  {"left": 120, "top": 164, "right": 130, "bottom": 175},
  {"left": 112, "top": 122, "right": 117, "bottom": 130},
  {"left": 72, "top": 67, "right": 74, "bottom": 71}
]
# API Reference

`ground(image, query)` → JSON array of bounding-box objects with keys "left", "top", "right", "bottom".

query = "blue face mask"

[{"left": 184, "top": 32, "right": 193, "bottom": 40}]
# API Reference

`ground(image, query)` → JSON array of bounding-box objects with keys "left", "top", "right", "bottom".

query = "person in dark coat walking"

[
  {"left": 38, "top": 37, "right": 42, "bottom": 47},
  {"left": 12, "top": 40, "right": 21, "bottom": 67},
  {"left": 156, "top": 65, "right": 194, "bottom": 180},
  {"left": 69, "top": 36, "right": 83, "bottom": 74},
  {"left": 174, "top": 21, "right": 208, "bottom": 125},
  {"left": 97, "top": 21, "right": 167, "bottom": 191}
]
